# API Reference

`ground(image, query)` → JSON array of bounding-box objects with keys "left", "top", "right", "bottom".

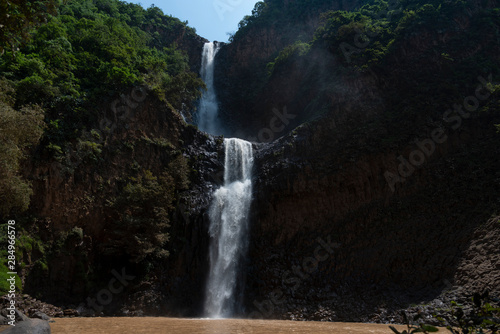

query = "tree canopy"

[
  {"left": 0, "top": 0, "right": 61, "bottom": 54},
  {"left": 0, "top": 0, "right": 203, "bottom": 216}
]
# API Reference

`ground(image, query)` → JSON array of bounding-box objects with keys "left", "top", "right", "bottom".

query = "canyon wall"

[
  {"left": 11, "top": 0, "right": 500, "bottom": 322},
  {"left": 210, "top": 0, "right": 500, "bottom": 321},
  {"left": 214, "top": 0, "right": 364, "bottom": 135},
  {"left": 21, "top": 89, "right": 225, "bottom": 316}
]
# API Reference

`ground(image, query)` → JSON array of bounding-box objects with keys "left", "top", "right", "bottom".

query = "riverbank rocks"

[
  {"left": 0, "top": 295, "right": 63, "bottom": 318},
  {"left": 0, "top": 308, "right": 29, "bottom": 323},
  {"left": 62, "top": 309, "right": 79, "bottom": 317},
  {"left": 0, "top": 309, "right": 51, "bottom": 334}
]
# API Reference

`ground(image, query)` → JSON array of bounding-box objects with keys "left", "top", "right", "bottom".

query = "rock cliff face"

[
  {"left": 142, "top": 19, "right": 208, "bottom": 73},
  {"left": 21, "top": 89, "right": 224, "bottom": 316},
  {"left": 14, "top": 0, "right": 500, "bottom": 322},
  {"left": 214, "top": 0, "right": 364, "bottom": 135},
  {"left": 171, "top": 32, "right": 208, "bottom": 74},
  {"left": 245, "top": 109, "right": 500, "bottom": 321},
  {"left": 208, "top": 0, "right": 500, "bottom": 321}
]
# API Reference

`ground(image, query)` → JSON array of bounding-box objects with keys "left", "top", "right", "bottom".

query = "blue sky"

[{"left": 128, "top": 0, "right": 259, "bottom": 42}]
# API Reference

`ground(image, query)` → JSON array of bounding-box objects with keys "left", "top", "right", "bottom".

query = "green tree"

[
  {"left": 104, "top": 154, "right": 189, "bottom": 263},
  {"left": 0, "top": 0, "right": 61, "bottom": 54},
  {"left": 0, "top": 79, "right": 45, "bottom": 215},
  {"left": 105, "top": 170, "right": 174, "bottom": 263}
]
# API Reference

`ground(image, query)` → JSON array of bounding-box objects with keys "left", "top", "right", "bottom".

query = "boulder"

[
  {"left": 0, "top": 310, "right": 29, "bottom": 324},
  {"left": 31, "top": 312, "right": 50, "bottom": 321},
  {"left": 1, "top": 319, "right": 51, "bottom": 334},
  {"left": 14, "top": 310, "right": 30, "bottom": 322}
]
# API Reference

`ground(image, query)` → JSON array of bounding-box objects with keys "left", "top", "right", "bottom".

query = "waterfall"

[
  {"left": 198, "top": 41, "right": 253, "bottom": 319},
  {"left": 198, "top": 42, "right": 220, "bottom": 134},
  {"left": 204, "top": 138, "right": 253, "bottom": 318}
]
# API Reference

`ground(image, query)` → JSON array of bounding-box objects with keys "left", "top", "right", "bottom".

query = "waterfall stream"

[
  {"left": 198, "top": 42, "right": 220, "bottom": 135},
  {"left": 198, "top": 42, "right": 253, "bottom": 318},
  {"left": 204, "top": 138, "right": 253, "bottom": 318}
]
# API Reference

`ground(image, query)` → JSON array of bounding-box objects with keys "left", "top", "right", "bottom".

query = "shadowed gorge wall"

[
  {"left": 211, "top": 0, "right": 500, "bottom": 321},
  {"left": 2, "top": 0, "right": 500, "bottom": 323}
]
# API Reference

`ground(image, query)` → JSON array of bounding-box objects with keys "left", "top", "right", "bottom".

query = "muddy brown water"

[{"left": 1, "top": 317, "right": 444, "bottom": 334}]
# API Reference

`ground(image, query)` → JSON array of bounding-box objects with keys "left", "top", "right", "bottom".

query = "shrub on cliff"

[
  {"left": 267, "top": 41, "right": 310, "bottom": 76},
  {"left": 0, "top": 79, "right": 45, "bottom": 216},
  {"left": 0, "top": 0, "right": 61, "bottom": 54},
  {"left": 104, "top": 170, "right": 174, "bottom": 262},
  {"left": 104, "top": 155, "right": 189, "bottom": 263}
]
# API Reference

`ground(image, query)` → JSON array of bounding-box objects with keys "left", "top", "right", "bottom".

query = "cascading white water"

[
  {"left": 197, "top": 41, "right": 253, "bottom": 318},
  {"left": 198, "top": 42, "right": 220, "bottom": 134},
  {"left": 204, "top": 138, "right": 253, "bottom": 318}
]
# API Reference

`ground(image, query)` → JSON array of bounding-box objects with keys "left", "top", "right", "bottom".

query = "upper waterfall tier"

[{"left": 197, "top": 42, "right": 220, "bottom": 135}]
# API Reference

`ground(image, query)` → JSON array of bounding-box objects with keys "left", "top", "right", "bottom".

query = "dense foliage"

[
  {"left": 0, "top": 0, "right": 203, "bottom": 145},
  {"left": 311, "top": 0, "right": 497, "bottom": 69},
  {"left": 105, "top": 155, "right": 189, "bottom": 263},
  {"left": 308, "top": 0, "right": 500, "bottom": 121},
  {"left": 0, "top": 0, "right": 61, "bottom": 54},
  {"left": 231, "top": 0, "right": 336, "bottom": 42},
  {"left": 259, "top": 0, "right": 500, "bottom": 74},
  {"left": 0, "top": 0, "right": 204, "bottom": 217},
  {"left": 0, "top": 79, "right": 45, "bottom": 216}
]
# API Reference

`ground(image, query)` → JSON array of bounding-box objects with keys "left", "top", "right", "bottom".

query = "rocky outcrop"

[
  {"left": 142, "top": 20, "right": 208, "bottom": 74},
  {"left": 169, "top": 32, "right": 208, "bottom": 74},
  {"left": 0, "top": 295, "right": 62, "bottom": 319},
  {"left": 20, "top": 89, "right": 224, "bottom": 315},
  {"left": 453, "top": 216, "right": 500, "bottom": 293},
  {"left": 214, "top": 0, "right": 364, "bottom": 135}
]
